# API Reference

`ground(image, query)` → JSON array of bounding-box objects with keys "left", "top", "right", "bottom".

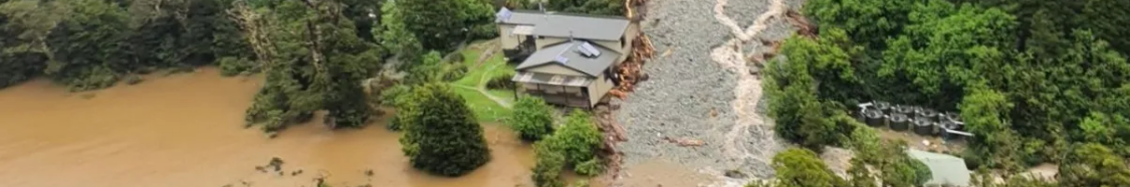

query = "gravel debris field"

[{"left": 613, "top": 0, "right": 806, "bottom": 186}]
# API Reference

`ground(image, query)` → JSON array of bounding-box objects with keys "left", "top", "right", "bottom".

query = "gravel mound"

[{"left": 613, "top": 0, "right": 803, "bottom": 185}]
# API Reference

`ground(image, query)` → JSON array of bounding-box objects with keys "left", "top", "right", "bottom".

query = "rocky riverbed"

[{"left": 613, "top": 0, "right": 806, "bottom": 186}]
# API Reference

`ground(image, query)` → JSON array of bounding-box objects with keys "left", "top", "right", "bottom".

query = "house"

[
  {"left": 495, "top": 7, "right": 637, "bottom": 108},
  {"left": 908, "top": 149, "right": 972, "bottom": 187}
]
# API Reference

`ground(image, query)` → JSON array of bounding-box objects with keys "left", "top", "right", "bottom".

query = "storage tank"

[
  {"left": 864, "top": 109, "right": 885, "bottom": 127},
  {"left": 888, "top": 113, "right": 910, "bottom": 131},
  {"left": 916, "top": 107, "right": 939, "bottom": 119},
  {"left": 913, "top": 117, "right": 936, "bottom": 135},
  {"left": 874, "top": 101, "right": 892, "bottom": 113},
  {"left": 894, "top": 104, "right": 913, "bottom": 114},
  {"left": 937, "top": 120, "right": 958, "bottom": 130},
  {"left": 943, "top": 111, "right": 961, "bottom": 122}
]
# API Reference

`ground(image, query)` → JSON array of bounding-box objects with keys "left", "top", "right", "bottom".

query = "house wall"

[
  {"left": 498, "top": 24, "right": 522, "bottom": 49},
  {"left": 524, "top": 64, "right": 587, "bottom": 77},
  {"left": 618, "top": 23, "right": 639, "bottom": 63},
  {"left": 519, "top": 82, "right": 590, "bottom": 108},
  {"left": 587, "top": 73, "right": 615, "bottom": 106}
]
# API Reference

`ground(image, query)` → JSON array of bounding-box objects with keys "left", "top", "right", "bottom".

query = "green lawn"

[{"left": 447, "top": 39, "right": 517, "bottom": 122}]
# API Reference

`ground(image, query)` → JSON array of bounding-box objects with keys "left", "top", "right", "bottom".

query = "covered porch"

[
  {"left": 502, "top": 25, "right": 537, "bottom": 62},
  {"left": 512, "top": 72, "right": 594, "bottom": 108}
]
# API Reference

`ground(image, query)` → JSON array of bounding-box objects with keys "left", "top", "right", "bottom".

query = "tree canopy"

[
  {"left": 399, "top": 83, "right": 491, "bottom": 176},
  {"left": 782, "top": 0, "right": 1130, "bottom": 173}
]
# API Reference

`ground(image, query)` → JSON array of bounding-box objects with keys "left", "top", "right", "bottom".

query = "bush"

[
  {"left": 553, "top": 110, "right": 603, "bottom": 165},
  {"left": 771, "top": 148, "right": 845, "bottom": 187},
  {"left": 442, "top": 62, "right": 467, "bottom": 82},
  {"left": 381, "top": 84, "right": 412, "bottom": 107},
  {"left": 574, "top": 158, "right": 603, "bottom": 176},
  {"left": 218, "top": 57, "right": 254, "bottom": 76},
  {"left": 531, "top": 110, "right": 605, "bottom": 186},
  {"left": 532, "top": 142, "right": 566, "bottom": 187},
  {"left": 400, "top": 83, "right": 491, "bottom": 176},
  {"left": 486, "top": 72, "right": 516, "bottom": 90},
  {"left": 469, "top": 23, "right": 499, "bottom": 40},
  {"left": 509, "top": 97, "right": 555, "bottom": 141},
  {"left": 62, "top": 66, "right": 119, "bottom": 92},
  {"left": 382, "top": 84, "right": 413, "bottom": 131},
  {"left": 124, "top": 74, "right": 143, "bottom": 85}
]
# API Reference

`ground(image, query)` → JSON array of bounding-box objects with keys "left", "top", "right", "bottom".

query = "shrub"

[
  {"left": 218, "top": 57, "right": 253, "bottom": 76},
  {"left": 771, "top": 148, "right": 845, "bottom": 187},
  {"left": 400, "top": 83, "right": 491, "bottom": 176},
  {"left": 442, "top": 62, "right": 467, "bottom": 82},
  {"left": 553, "top": 110, "right": 603, "bottom": 164},
  {"left": 574, "top": 158, "right": 603, "bottom": 176},
  {"left": 531, "top": 110, "right": 605, "bottom": 186},
  {"left": 124, "top": 74, "right": 143, "bottom": 85},
  {"left": 532, "top": 142, "right": 566, "bottom": 187},
  {"left": 381, "top": 84, "right": 412, "bottom": 107},
  {"left": 382, "top": 85, "right": 413, "bottom": 131},
  {"left": 486, "top": 72, "right": 516, "bottom": 90},
  {"left": 469, "top": 23, "right": 499, "bottom": 40},
  {"left": 509, "top": 97, "right": 555, "bottom": 141}
]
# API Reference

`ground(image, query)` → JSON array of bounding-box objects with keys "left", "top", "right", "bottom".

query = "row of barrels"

[{"left": 857, "top": 101, "right": 973, "bottom": 138}]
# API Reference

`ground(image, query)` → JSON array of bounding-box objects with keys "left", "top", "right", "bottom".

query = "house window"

[
  {"left": 620, "top": 36, "right": 627, "bottom": 49},
  {"left": 538, "top": 36, "right": 545, "bottom": 39}
]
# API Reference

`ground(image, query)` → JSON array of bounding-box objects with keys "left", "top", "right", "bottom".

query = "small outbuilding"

[{"left": 908, "top": 149, "right": 972, "bottom": 187}]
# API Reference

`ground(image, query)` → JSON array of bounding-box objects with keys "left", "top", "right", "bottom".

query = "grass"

[
  {"left": 453, "top": 85, "right": 512, "bottom": 122},
  {"left": 447, "top": 39, "right": 517, "bottom": 122}
]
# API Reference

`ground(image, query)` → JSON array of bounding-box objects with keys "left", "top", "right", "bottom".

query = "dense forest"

[{"left": 765, "top": 0, "right": 1130, "bottom": 185}]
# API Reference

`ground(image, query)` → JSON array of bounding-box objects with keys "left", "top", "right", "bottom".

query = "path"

[
  {"left": 711, "top": 0, "right": 786, "bottom": 165},
  {"left": 454, "top": 59, "right": 513, "bottom": 109}
]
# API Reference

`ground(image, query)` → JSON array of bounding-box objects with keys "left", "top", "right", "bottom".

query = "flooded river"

[{"left": 0, "top": 68, "right": 536, "bottom": 187}]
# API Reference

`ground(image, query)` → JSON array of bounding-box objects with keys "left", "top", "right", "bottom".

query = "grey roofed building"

[
  {"left": 515, "top": 40, "right": 622, "bottom": 77},
  {"left": 496, "top": 9, "right": 630, "bottom": 41},
  {"left": 908, "top": 149, "right": 972, "bottom": 187}
]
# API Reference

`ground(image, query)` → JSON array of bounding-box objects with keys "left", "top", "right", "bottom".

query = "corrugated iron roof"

[
  {"left": 908, "top": 149, "right": 971, "bottom": 186},
  {"left": 496, "top": 9, "right": 630, "bottom": 41},
  {"left": 514, "top": 41, "right": 621, "bottom": 77}
]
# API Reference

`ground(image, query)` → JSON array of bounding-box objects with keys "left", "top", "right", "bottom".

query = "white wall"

[
  {"left": 499, "top": 24, "right": 521, "bottom": 49},
  {"left": 587, "top": 73, "right": 615, "bottom": 106}
]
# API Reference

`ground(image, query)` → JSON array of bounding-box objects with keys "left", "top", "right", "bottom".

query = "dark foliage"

[{"left": 400, "top": 83, "right": 491, "bottom": 176}]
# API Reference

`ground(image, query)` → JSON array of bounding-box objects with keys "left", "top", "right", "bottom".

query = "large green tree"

[
  {"left": 400, "top": 83, "right": 491, "bottom": 176},
  {"left": 239, "top": 0, "right": 380, "bottom": 132},
  {"left": 386, "top": 0, "right": 493, "bottom": 51},
  {"left": 765, "top": 29, "right": 859, "bottom": 151}
]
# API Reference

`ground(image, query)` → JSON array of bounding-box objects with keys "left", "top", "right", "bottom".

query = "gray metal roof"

[
  {"left": 496, "top": 8, "right": 630, "bottom": 41},
  {"left": 512, "top": 71, "right": 593, "bottom": 87},
  {"left": 515, "top": 40, "right": 621, "bottom": 77},
  {"left": 908, "top": 149, "right": 971, "bottom": 187}
]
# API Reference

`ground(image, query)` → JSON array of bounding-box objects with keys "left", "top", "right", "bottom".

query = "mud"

[{"left": 0, "top": 68, "right": 537, "bottom": 187}]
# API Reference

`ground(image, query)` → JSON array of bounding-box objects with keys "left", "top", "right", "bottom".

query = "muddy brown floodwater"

[{"left": 0, "top": 68, "right": 537, "bottom": 187}]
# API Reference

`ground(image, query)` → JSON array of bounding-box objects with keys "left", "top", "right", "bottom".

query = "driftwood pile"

[
  {"left": 747, "top": 10, "right": 811, "bottom": 70},
  {"left": 594, "top": 105, "right": 627, "bottom": 180},
  {"left": 609, "top": 33, "right": 656, "bottom": 99},
  {"left": 785, "top": 9, "right": 816, "bottom": 38},
  {"left": 594, "top": 0, "right": 653, "bottom": 181}
]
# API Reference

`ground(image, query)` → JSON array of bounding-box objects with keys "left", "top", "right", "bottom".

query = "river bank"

[{"left": 0, "top": 68, "right": 537, "bottom": 187}]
